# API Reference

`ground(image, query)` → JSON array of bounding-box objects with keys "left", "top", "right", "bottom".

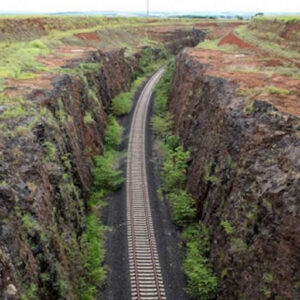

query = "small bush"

[
  {"left": 151, "top": 112, "right": 173, "bottom": 138},
  {"left": 161, "top": 146, "right": 190, "bottom": 192},
  {"left": 221, "top": 220, "right": 235, "bottom": 235},
  {"left": 182, "top": 222, "right": 211, "bottom": 255},
  {"left": 184, "top": 243, "right": 218, "bottom": 300},
  {"left": 80, "top": 215, "right": 106, "bottom": 299},
  {"left": 111, "top": 92, "right": 132, "bottom": 116},
  {"left": 43, "top": 141, "right": 56, "bottom": 161},
  {"left": 167, "top": 190, "right": 196, "bottom": 227},
  {"left": 30, "top": 40, "right": 48, "bottom": 50},
  {"left": 83, "top": 112, "right": 94, "bottom": 125},
  {"left": 93, "top": 151, "right": 124, "bottom": 191},
  {"left": 104, "top": 116, "right": 123, "bottom": 149}
]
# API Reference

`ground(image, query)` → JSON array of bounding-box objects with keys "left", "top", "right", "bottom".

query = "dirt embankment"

[{"left": 169, "top": 50, "right": 300, "bottom": 299}]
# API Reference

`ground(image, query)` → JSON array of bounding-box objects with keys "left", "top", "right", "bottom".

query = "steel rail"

[{"left": 127, "top": 68, "right": 166, "bottom": 300}]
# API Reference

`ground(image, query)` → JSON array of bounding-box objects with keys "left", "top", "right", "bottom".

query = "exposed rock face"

[
  {"left": 0, "top": 48, "right": 134, "bottom": 299},
  {"left": 0, "top": 28, "right": 203, "bottom": 298},
  {"left": 149, "top": 28, "right": 205, "bottom": 54},
  {"left": 169, "top": 50, "right": 300, "bottom": 299}
]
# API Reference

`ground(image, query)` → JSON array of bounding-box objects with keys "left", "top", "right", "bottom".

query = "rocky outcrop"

[
  {"left": 0, "top": 48, "right": 138, "bottom": 299},
  {"left": 148, "top": 28, "right": 205, "bottom": 54},
  {"left": 169, "top": 50, "right": 300, "bottom": 299}
]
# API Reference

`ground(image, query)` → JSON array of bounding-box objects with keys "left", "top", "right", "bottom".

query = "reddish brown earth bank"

[{"left": 169, "top": 50, "right": 300, "bottom": 299}]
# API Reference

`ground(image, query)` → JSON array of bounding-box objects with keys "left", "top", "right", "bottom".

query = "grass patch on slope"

[
  {"left": 234, "top": 24, "right": 300, "bottom": 59},
  {"left": 197, "top": 38, "right": 239, "bottom": 52},
  {"left": 0, "top": 40, "right": 49, "bottom": 80},
  {"left": 153, "top": 59, "right": 217, "bottom": 299}
]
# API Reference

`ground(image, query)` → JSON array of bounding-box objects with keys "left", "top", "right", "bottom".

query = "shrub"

[
  {"left": 183, "top": 224, "right": 217, "bottom": 299},
  {"left": 83, "top": 112, "right": 94, "bottom": 125},
  {"left": 184, "top": 243, "right": 218, "bottom": 300},
  {"left": 151, "top": 113, "right": 173, "bottom": 138},
  {"left": 80, "top": 215, "right": 106, "bottom": 299},
  {"left": 161, "top": 146, "right": 190, "bottom": 192},
  {"left": 111, "top": 92, "right": 132, "bottom": 116},
  {"left": 93, "top": 151, "right": 124, "bottom": 191},
  {"left": 29, "top": 40, "right": 48, "bottom": 50},
  {"left": 167, "top": 190, "right": 196, "bottom": 227},
  {"left": 153, "top": 59, "right": 175, "bottom": 115},
  {"left": 221, "top": 220, "right": 235, "bottom": 235},
  {"left": 43, "top": 141, "right": 56, "bottom": 161},
  {"left": 104, "top": 116, "right": 123, "bottom": 149},
  {"left": 182, "top": 222, "right": 211, "bottom": 255}
]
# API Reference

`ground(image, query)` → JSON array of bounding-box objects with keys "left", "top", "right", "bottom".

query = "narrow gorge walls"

[{"left": 169, "top": 50, "right": 300, "bottom": 299}]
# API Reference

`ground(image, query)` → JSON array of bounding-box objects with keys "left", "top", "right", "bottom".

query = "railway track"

[{"left": 127, "top": 68, "right": 166, "bottom": 300}]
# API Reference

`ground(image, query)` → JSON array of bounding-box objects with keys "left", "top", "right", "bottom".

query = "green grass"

[
  {"left": 234, "top": 24, "right": 300, "bottom": 59},
  {"left": 197, "top": 38, "right": 239, "bottom": 52},
  {"left": 264, "top": 85, "right": 290, "bottom": 95},
  {"left": 0, "top": 40, "right": 49, "bottom": 80},
  {"left": 253, "top": 15, "right": 300, "bottom": 22}
]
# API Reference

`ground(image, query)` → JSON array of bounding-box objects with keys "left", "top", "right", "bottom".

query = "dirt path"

[{"left": 102, "top": 71, "right": 190, "bottom": 300}]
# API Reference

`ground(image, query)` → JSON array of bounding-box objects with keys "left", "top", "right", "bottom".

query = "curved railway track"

[{"left": 127, "top": 68, "right": 166, "bottom": 300}]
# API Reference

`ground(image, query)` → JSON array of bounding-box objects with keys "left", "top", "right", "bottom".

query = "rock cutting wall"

[{"left": 169, "top": 50, "right": 300, "bottom": 300}]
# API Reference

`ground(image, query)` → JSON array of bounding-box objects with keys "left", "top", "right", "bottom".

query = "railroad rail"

[{"left": 127, "top": 68, "right": 166, "bottom": 300}]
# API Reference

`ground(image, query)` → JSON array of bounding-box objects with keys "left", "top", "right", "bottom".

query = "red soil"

[
  {"left": 75, "top": 32, "right": 100, "bottom": 41},
  {"left": 218, "top": 32, "right": 253, "bottom": 49},
  {"left": 194, "top": 22, "right": 244, "bottom": 39},
  {"left": 188, "top": 48, "right": 300, "bottom": 116},
  {"left": 5, "top": 45, "right": 97, "bottom": 98}
]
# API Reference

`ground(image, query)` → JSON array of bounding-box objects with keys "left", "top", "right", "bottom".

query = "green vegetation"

[
  {"left": 83, "top": 112, "right": 95, "bottom": 125},
  {"left": 93, "top": 151, "right": 124, "bottom": 191},
  {"left": 221, "top": 220, "right": 235, "bottom": 235},
  {"left": 80, "top": 215, "right": 106, "bottom": 299},
  {"left": 263, "top": 272, "right": 274, "bottom": 284},
  {"left": 153, "top": 61, "right": 217, "bottom": 299},
  {"left": 253, "top": 15, "right": 300, "bottom": 22},
  {"left": 230, "top": 238, "right": 247, "bottom": 253},
  {"left": 264, "top": 85, "right": 290, "bottom": 95},
  {"left": 0, "top": 40, "right": 49, "bottom": 80},
  {"left": 197, "top": 38, "right": 239, "bottom": 52},
  {"left": 111, "top": 92, "right": 132, "bottom": 116},
  {"left": 139, "top": 47, "right": 168, "bottom": 74},
  {"left": 43, "top": 141, "right": 56, "bottom": 161},
  {"left": 234, "top": 24, "right": 300, "bottom": 59},
  {"left": 151, "top": 112, "right": 174, "bottom": 139},
  {"left": 80, "top": 116, "right": 124, "bottom": 299},
  {"left": 104, "top": 116, "right": 123, "bottom": 149}
]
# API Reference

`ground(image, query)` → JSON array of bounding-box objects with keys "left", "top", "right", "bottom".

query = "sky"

[{"left": 1, "top": 0, "right": 299, "bottom": 13}]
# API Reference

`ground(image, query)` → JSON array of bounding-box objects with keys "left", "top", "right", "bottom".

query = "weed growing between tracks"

[{"left": 153, "top": 60, "right": 218, "bottom": 299}]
